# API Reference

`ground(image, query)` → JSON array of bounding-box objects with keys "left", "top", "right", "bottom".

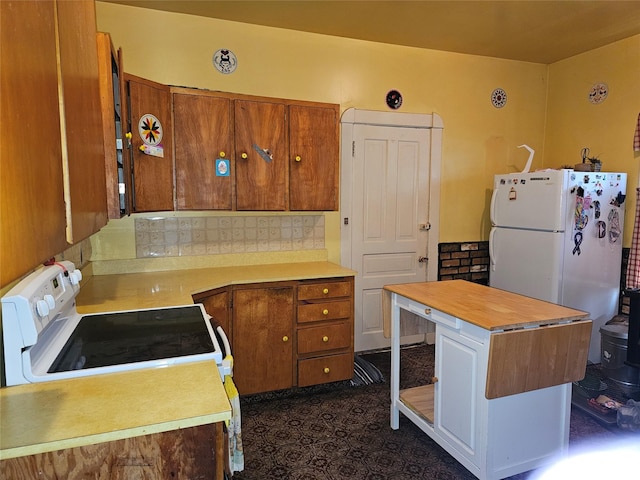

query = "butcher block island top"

[{"left": 383, "top": 279, "right": 588, "bottom": 331}]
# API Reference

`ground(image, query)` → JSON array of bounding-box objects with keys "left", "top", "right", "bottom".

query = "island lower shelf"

[{"left": 399, "top": 385, "right": 434, "bottom": 425}]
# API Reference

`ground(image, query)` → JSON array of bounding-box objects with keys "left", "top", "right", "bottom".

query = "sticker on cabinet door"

[
  {"left": 216, "top": 159, "right": 230, "bottom": 176},
  {"left": 138, "top": 114, "right": 164, "bottom": 157},
  {"left": 138, "top": 114, "right": 163, "bottom": 146}
]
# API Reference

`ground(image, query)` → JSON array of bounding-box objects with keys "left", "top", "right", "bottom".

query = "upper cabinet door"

[
  {"left": 97, "top": 32, "right": 129, "bottom": 219},
  {"left": 57, "top": 0, "right": 107, "bottom": 243},
  {"left": 289, "top": 104, "right": 339, "bottom": 211},
  {"left": 174, "top": 93, "right": 233, "bottom": 210},
  {"left": 234, "top": 100, "right": 287, "bottom": 211},
  {"left": 126, "top": 74, "right": 174, "bottom": 212},
  {"left": 0, "top": 0, "right": 67, "bottom": 287}
]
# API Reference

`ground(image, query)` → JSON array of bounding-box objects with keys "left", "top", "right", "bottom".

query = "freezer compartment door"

[
  {"left": 489, "top": 227, "right": 563, "bottom": 304},
  {"left": 491, "top": 170, "right": 569, "bottom": 231}
]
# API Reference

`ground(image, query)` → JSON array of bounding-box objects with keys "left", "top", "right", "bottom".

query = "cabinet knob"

[
  {"left": 219, "top": 151, "right": 226, "bottom": 158},
  {"left": 323, "top": 367, "right": 330, "bottom": 374},
  {"left": 282, "top": 335, "right": 289, "bottom": 342},
  {"left": 322, "top": 335, "right": 329, "bottom": 342},
  {"left": 323, "top": 309, "right": 329, "bottom": 315},
  {"left": 295, "top": 155, "right": 301, "bottom": 162},
  {"left": 323, "top": 288, "right": 329, "bottom": 294},
  {"left": 241, "top": 152, "right": 248, "bottom": 159},
  {"left": 431, "top": 376, "right": 439, "bottom": 383}
]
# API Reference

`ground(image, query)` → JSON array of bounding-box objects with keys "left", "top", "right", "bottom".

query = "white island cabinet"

[{"left": 384, "top": 280, "right": 591, "bottom": 480}]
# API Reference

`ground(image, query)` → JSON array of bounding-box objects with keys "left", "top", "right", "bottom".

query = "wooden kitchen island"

[{"left": 384, "top": 280, "right": 591, "bottom": 480}]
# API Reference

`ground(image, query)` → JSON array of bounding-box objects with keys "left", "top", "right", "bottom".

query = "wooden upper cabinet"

[
  {"left": 57, "top": 0, "right": 107, "bottom": 243},
  {"left": 289, "top": 104, "right": 339, "bottom": 211},
  {"left": 126, "top": 74, "right": 174, "bottom": 212},
  {"left": 0, "top": 0, "right": 67, "bottom": 287},
  {"left": 234, "top": 100, "right": 287, "bottom": 211},
  {"left": 97, "top": 32, "right": 129, "bottom": 219},
  {"left": 174, "top": 93, "right": 233, "bottom": 210}
]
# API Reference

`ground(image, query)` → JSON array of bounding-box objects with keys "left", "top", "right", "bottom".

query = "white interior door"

[{"left": 341, "top": 109, "right": 443, "bottom": 352}]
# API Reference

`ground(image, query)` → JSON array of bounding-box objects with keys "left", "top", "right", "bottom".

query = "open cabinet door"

[{"left": 125, "top": 73, "right": 174, "bottom": 212}]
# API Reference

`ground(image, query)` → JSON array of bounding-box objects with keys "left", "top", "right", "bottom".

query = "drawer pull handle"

[
  {"left": 282, "top": 336, "right": 289, "bottom": 342},
  {"left": 425, "top": 308, "right": 432, "bottom": 315},
  {"left": 219, "top": 151, "right": 226, "bottom": 158},
  {"left": 323, "top": 288, "right": 329, "bottom": 294},
  {"left": 241, "top": 152, "right": 248, "bottom": 159},
  {"left": 295, "top": 155, "right": 302, "bottom": 162},
  {"left": 323, "top": 367, "right": 330, "bottom": 374},
  {"left": 322, "top": 336, "right": 329, "bottom": 342},
  {"left": 323, "top": 309, "right": 329, "bottom": 315}
]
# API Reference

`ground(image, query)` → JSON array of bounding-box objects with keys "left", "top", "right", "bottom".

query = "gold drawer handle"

[
  {"left": 323, "top": 288, "right": 329, "bottom": 294},
  {"left": 323, "top": 309, "right": 329, "bottom": 315},
  {"left": 425, "top": 308, "right": 432, "bottom": 315},
  {"left": 322, "top": 336, "right": 329, "bottom": 342},
  {"left": 282, "top": 336, "right": 289, "bottom": 342},
  {"left": 323, "top": 367, "right": 330, "bottom": 374}
]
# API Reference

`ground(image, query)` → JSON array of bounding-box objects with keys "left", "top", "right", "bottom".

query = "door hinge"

[{"left": 352, "top": 141, "right": 355, "bottom": 157}]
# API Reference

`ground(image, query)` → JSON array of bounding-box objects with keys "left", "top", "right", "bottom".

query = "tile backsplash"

[{"left": 135, "top": 215, "right": 325, "bottom": 258}]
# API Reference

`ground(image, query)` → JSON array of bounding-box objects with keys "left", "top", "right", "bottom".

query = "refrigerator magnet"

[{"left": 508, "top": 187, "right": 517, "bottom": 200}]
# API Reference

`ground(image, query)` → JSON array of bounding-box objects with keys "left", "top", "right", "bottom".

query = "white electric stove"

[{"left": 1, "top": 261, "right": 226, "bottom": 386}]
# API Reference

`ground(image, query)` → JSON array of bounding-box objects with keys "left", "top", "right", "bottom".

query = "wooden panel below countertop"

[{"left": 0, "top": 423, "right": 224, "bottom": 480}]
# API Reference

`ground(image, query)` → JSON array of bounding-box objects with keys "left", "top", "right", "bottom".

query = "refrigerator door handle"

[
  {"left": 489, "top": 227, "right": 496, "bottom": 271},
  {"left": 490, "top": 187, "right": 498, "bottom": 226}
]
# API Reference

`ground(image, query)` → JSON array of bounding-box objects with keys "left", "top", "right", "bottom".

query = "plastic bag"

[{"left": 617, "top": 399, "right": 640, "bottom": 431}]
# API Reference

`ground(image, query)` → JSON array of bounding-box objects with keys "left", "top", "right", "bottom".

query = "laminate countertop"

[
  {"left": 0, "top": 360, "right": 229, "bottom": 460},
  {"left": 76, "top": 261, "right": 356, "bottom": 313}
]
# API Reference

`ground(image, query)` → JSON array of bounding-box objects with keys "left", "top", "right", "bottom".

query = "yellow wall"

[
  {"left": 94, "top": 2, "right": 638, "bottom": 265},
  {"left": 545, "top": 35, "right": 640, "bottom": 246}
]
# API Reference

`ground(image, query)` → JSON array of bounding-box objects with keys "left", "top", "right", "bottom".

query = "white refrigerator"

[{"left": 489, "top": 169, "right": 627, "bottom": 364}]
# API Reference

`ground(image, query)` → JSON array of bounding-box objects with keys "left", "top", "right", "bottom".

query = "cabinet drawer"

[
  {"left": 298, "top": 322, "right": 351, "bottom": 354},
  {"left": 297, "top": 300, "right": 351, "bottom": 323},
  {"left": 298, "top": 281, "right": 351, "bottom": 301},
  {"left": 298, "top": 352, "right": 353, "bottom": 387}
]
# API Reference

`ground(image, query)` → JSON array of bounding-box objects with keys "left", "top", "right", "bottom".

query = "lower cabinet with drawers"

[{"left": 194, "top": 276, "right": 354, "bottom": 395}]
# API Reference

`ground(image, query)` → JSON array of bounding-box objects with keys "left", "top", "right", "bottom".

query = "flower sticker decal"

[{"left": 138, "top": 114, "right": 163, "bottom": 146}]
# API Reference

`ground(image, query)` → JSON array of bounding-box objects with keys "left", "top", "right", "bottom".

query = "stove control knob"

[
  {"left": 44, "top": 294, "right": 56, "bottom": 309},
  {"left": 36, "top": 299, "right": 50, "bottom": 317},
  {"left": 69, "top": 269, "right": 83, "bottom": 285}
]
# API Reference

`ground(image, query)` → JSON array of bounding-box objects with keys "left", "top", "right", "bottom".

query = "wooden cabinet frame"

[{"left": 194, "top": 276, "right": 354, "bottom": 395}]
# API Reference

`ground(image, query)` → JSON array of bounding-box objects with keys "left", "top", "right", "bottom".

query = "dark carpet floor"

[{"left": 232, "top": 344, "right": 636, "bottom": 480}]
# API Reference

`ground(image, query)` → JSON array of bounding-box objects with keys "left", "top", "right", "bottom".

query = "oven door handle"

[{"left": 216, "top": 325, "right": 231, "bottom": 358}]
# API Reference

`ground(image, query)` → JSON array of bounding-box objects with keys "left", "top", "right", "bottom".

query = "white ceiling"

[{"left": 101, "top": 0, "right": 640, "bottom": 63}]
